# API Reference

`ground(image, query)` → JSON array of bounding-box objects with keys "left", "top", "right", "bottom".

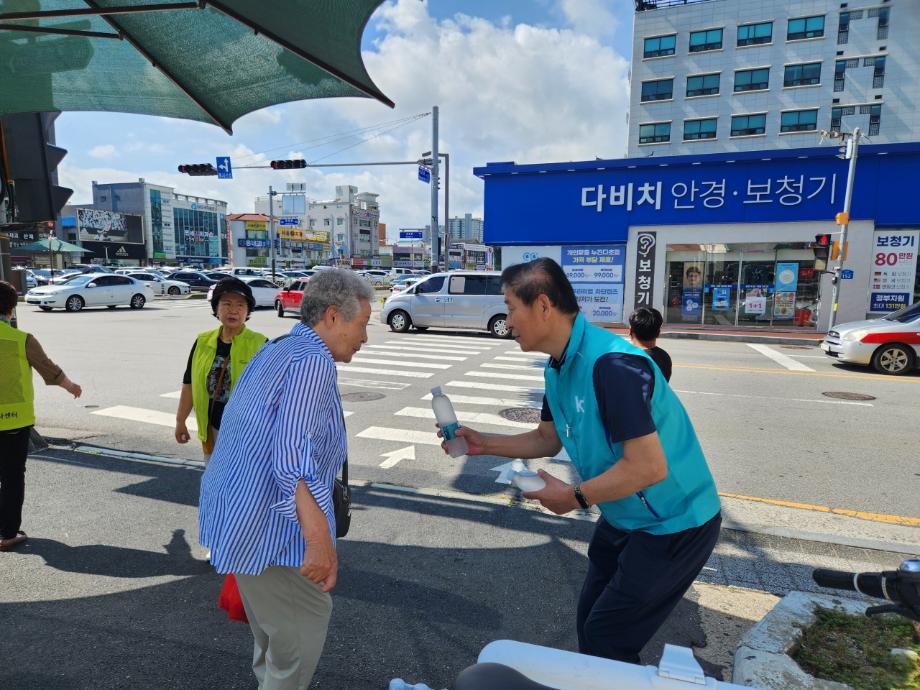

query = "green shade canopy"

[
  {"left": 0, "top": 0, "right": 393, "bottom": 133},
  {"left": 16, "top": 237, "right": 92, "bottom": 253}
]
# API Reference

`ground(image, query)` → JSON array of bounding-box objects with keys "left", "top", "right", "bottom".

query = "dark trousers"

[
  {"left": 0, "top": 426, "right": 31, "bottom": 539},
  {"left": 576, "top": 512, "right": 722, "bottom": 663}
]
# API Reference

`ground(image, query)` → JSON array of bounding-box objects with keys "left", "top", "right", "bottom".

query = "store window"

[
  {"left": 643, "top": 34, "right": 676, "bottom": 58},
  {"left": 664, "top": 243, "right": 820, "bottom": 328}
]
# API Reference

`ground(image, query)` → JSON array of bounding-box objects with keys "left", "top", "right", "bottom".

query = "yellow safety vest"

[
  {"left": 0, "top": 320, "right": 36, "bottom": 431},
  {"left": 190, "top": 325, "right": 266, "bottom": 442}
]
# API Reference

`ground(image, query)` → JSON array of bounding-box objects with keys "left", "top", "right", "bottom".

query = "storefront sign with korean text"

[
  {"left": 869, "top": 230, "right": 918, "bottom": 312},
  {"left": 561, "top": 245, "right": 625, "bottom": 323}
]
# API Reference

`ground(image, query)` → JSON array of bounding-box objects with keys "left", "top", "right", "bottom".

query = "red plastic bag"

[{"left": 217, "top": 573, "right": 248, "bottom": 623}]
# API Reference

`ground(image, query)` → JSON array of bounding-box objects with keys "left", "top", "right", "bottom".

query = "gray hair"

[{"left": 300, "top": 269, "right": 374, "bottom": 326}]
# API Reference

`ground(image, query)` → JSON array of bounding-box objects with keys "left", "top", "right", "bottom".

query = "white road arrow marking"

[{"left": 379, "top": 444, "right": 416, "bottom": 469}]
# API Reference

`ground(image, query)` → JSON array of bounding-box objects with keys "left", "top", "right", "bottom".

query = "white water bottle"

[{"left": 431, "top": 386, "right": 469, "bottom": 457}]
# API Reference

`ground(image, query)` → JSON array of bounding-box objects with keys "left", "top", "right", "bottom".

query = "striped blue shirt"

[{"left": 198, "top": 322, "right": 347, "bottom": 576}]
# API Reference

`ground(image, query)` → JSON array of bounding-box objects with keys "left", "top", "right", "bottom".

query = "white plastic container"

[
  {"left": 511, "top": 469, "right": 545, "bottom": 492},
  {"left": 431, "top": 386, "right": 469, "bottom": 457}
]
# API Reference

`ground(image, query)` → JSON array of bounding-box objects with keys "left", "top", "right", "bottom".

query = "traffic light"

[
  {"left": 177, "top": 163, "right": 217, "bottom": 176},
  {"left": 0, "top": 112, "right": 72, "bottom": 224},
  {"left": 270, "top": 159, "right": 307, "bottom": 170},
  {"left": 813, "top": 233, "right": 832, "bottom": 271}
]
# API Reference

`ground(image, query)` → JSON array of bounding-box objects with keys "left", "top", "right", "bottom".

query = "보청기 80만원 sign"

[{"left": 869, "top": 230, "right": 918, "bottom": 312}]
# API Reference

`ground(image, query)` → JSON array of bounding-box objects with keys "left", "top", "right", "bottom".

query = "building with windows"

[
  {"left": 91, "top": 179, "right": 228, "bottom": 265},
  {"left": 447, "top": 213, "right": 484, "bottom": 243},
  {"left": 476, "top": 142, "right": 920, "bottom": 331},
  {"left": 254, "top": 184, "right": 379, "bottom": 268},
  {"left": 628, "top": 0, "right": 919, "bottom": 157}
]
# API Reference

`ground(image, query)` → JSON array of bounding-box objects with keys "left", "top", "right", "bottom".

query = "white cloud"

[
  {"left": 558, "top": 0, "right": 620, "bottom": 40},
  {"left": 88, "top": 144, "right": 117, "bottom": 160},
  {"left": 59, "top": 0, "right": 630, "bottom": 237}
]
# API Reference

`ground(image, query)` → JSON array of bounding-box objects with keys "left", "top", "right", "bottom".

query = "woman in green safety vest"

[
  {"left": 174, "top": 278, "right": 267, "bottom": 462},
  {"left": 0, "top": 280, "right": 82, "bottom": 552}
]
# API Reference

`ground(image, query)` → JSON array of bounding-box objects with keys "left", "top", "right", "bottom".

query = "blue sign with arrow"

[
  {"left": 216, "top": 156, "right": 232, "bottom": 180},
  {"left": 418, "top": 166, "right": 431, "bottom": 184},
  {"left": 279, "top": 217, "right": 300, "bottom": 226}
]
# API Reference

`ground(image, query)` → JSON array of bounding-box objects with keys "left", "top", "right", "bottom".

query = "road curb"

[{"left": 660, "top": 331, "right": 823, "bottom": 347}]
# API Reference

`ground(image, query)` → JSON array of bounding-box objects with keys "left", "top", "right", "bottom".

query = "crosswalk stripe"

[
  {"left": 421, "top": 392, "right": 541, "bottom": 408},
  {"left": 384, "top": 341, "right": 482, "bottom": 354},
  {"left": 361, "top": 346, "right": 467, "bottom": 361},
  {"left": 93, "top": 405, "right": 197, "bottom": 430},
  {"left": 336, "top": 364, "right": 432, "bottom": 378},
  {"left": 160, "top": 391, "right": 181, "bottom": 399},
  {"left": 356, "top": 426, "right": 442, "bottom": 446},
  {"left": 493, "top": 355, "right": 548, "bottom": 364},
  {"left": 395, "top": 406, "right": 532, "bottom": 429},
  {"left": 350, "top": 357, "right": 451, "bottom": 370},
  {"left": 403, "top": 334, "right": 496, "bottom": 345},
  {"left": 747, "top": 344, "right": 815, "bottom": 372},
  {"left": 481, "top": 362, "right": 545, "bottom": 372},
  {"left": 466, "top": 370, "right": 545, "bottom": 382},
  {"left": 445, "top": 380, "right": 544, "bottom": 395}
]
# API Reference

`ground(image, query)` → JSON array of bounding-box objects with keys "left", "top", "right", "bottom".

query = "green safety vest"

[
  {"left": 0, "top": 320, "right": 36, "bottom": 431},
  {"left": 191, "top": 325, "right": 266, "bottom": 442}
]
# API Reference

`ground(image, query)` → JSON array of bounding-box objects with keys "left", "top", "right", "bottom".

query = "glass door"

[{"left": 703, "top": 252, "right": 740, "bottom": 325}]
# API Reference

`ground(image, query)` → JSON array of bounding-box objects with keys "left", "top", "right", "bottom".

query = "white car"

[
  {"left": 206, "top": 276, "right": 279, "bottom": 308},
  {"left": 126, "top": 271, "right": 191, "bottom": 296},
  {"left": 360, "top": 269, "right": 389, "bottom": 286},
  {"left": 821, "top": 302, "right": 920, "bottom": 375},
  {"left": 25, "top": 273, "right": 156, "bottom": 312}
]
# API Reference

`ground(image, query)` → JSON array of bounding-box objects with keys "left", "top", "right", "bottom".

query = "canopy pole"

[{"left": 0, "top": 2, "right": 200, "bottom": 21}]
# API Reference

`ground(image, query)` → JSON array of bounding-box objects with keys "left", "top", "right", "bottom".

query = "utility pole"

[
  {"left": 429, "top": 105, "right": 439, "bottom": 271},
  {"left": 826, "top": 127, "right": 860, "bottom": 328},
  {"left": 268, "top": 185, "right": 277, "bottom": 279}
]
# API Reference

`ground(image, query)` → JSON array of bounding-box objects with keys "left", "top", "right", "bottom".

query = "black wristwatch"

[{"left": 573, "top": 485, "right": 590, "bottom": 510}]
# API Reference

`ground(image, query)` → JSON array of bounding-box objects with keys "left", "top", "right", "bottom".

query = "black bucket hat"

[{"left": 211, "top": 277, "right": 256, "bottom": 317}]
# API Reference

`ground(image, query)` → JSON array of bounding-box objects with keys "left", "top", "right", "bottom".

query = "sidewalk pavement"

[
  {"left": 604, "top": 325, "right": 825, "bottom": 347},
  {"left": 2, "top": 444, "right": 916, "bottom": 689}
]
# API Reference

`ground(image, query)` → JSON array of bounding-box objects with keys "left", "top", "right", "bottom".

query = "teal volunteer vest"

[{"left": 544, "top": 314, "right": 720, "bottom": 534}]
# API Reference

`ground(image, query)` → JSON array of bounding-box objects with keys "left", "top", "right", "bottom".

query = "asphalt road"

[{"left": 16, "top": 296, "right": 919, "bottom": 519}]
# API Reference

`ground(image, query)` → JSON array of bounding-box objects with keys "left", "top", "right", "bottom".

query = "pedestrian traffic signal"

[
  {"left": 0, "top": 112, "right": 72, "bottom": 224},
  {"left": 813, "top": 233, "right": 832, "bottom": 271},
  {"left": 270, "top": 159, "right": 307, "bottom": 170},
  {"left": 177, "top": 164, "right": 217, "bottom": 176}
]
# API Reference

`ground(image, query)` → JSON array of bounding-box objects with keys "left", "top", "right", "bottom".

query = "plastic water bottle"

[
  {"left": 512, "top": 469, "right": 546, "bottom": 492},
  {"left": 431, "top": 386, "right": 469, "bottom": 457}
]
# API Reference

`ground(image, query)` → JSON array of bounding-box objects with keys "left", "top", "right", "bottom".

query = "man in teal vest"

[
  {"left": 0, "top": 280, "right": 82, "bottom": 552},
  {"left": 448, "top": 258, "right": 721, "bottom": 663}
]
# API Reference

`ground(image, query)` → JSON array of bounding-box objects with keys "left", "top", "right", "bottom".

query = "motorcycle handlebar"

[{"left": 812, "top": 569, "right": 888, "bottom": 601}]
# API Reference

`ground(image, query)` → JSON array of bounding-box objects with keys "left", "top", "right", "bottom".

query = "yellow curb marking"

[
  {"left": 675, "top": 362, "right": 920, "bottom": 383},
  {"left": 719, "top": 492, "right": 920, "bottom": 527}
]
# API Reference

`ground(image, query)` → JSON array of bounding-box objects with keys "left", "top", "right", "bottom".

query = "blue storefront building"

[{"left": 475, "top": 142, "right": 920, "bottom": 332}]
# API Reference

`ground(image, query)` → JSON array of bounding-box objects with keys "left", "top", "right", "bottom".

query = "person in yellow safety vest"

[
  {"left": 0, "top": 280, "right": 82, "bottom": 552},
  {"left": 174, "top": 278, "right": 267, "bottom": 462}
]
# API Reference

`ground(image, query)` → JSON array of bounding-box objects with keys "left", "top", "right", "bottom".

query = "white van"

[
  {"left": 388, "top": 267, "right": 415, "bottom": 280},
  {"left": 380, "top": 271, "right": 511, "bottom": 338}
]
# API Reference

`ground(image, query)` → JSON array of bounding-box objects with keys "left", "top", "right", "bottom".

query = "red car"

[{"left": 275, "top": 279, "right": 307, "bottom": 317}]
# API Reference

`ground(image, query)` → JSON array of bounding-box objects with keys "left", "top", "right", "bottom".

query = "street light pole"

[
  {"left": 828, "top": 127, "right": 860, "bottom": 328},
  {"left": 268, "top": 185, "right": 277, "bottom": 279},
  {"left": 429, "top": 105, "right": 439, "bottom": 271}
]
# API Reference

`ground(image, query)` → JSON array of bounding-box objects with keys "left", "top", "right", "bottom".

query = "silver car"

[{"left": 380, "top": 271, "right": 511, "bottom": 338}]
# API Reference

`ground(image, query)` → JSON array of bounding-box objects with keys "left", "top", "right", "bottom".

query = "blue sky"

[{"left": 56, "top": 0, "right": 635, "bottom": 239}]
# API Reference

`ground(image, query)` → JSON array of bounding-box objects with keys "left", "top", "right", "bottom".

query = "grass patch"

[{"left": 791, "top": 606, "right": 920, "bottom": 690}]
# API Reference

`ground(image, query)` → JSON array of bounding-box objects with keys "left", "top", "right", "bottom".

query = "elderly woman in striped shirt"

[{"left": 199, "top": 269, "right": 373, "bottom": 690}]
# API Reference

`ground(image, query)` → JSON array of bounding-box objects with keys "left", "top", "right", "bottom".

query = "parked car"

[
  {"left": 50, "top": 271, "right": 84, "bottom": 284},
  {"left": 204, "top": 270, "right": 234, "bottom": 281},
  {"left": 389, "top": 275, "right": 423, "bottom": 294},
  {"left": 29, "top": 268, "right": 54, "bottom": 286},
  {"left": 388, "top": 267, "right": 415, "bottom": 280},
  {"left": 360, "top": 269, "right": 389, "bottom": 286},
  {"left": 381, "top": 271, "right": 510, "bottom": 338},
  {"left": 168, "top": 270, "right": 218, "bottom": 291},
  {"left": 821, "top": 302, "right": 920, "bottom": 375},
  {"left": 205, "top": 276, "right": 279, "bottom": 308},
  {"left": 25, "top": 273, "right": 156, "bottom": 312},
  {"left": 12, "top": 268, "right": 37, "bottom": 289},
  {"left": 125, "top": 271, "right": 191, "bottom": 296},
  {"left": 275, "top": 280, "right": 307, "bottom": 317}
]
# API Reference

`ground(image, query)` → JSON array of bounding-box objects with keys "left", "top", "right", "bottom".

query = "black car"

[
  {"left": 169, "top": 271, "right": 217, "bottom": 290},
  {"left": 204, "top": 271, "right": 234, "bottom": 281}
]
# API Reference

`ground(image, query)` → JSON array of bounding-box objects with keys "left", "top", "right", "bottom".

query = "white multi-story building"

[
  {"left": 254, "top": 184, "right": 380, "bottom": 268},
  {"left": 628, "top": 0, "right": 920, "bottom": 157}
]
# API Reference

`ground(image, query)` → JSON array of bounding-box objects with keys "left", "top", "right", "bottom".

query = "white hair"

[{"left": 300, "top": 269, "right": 374, "bottom": 326}]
